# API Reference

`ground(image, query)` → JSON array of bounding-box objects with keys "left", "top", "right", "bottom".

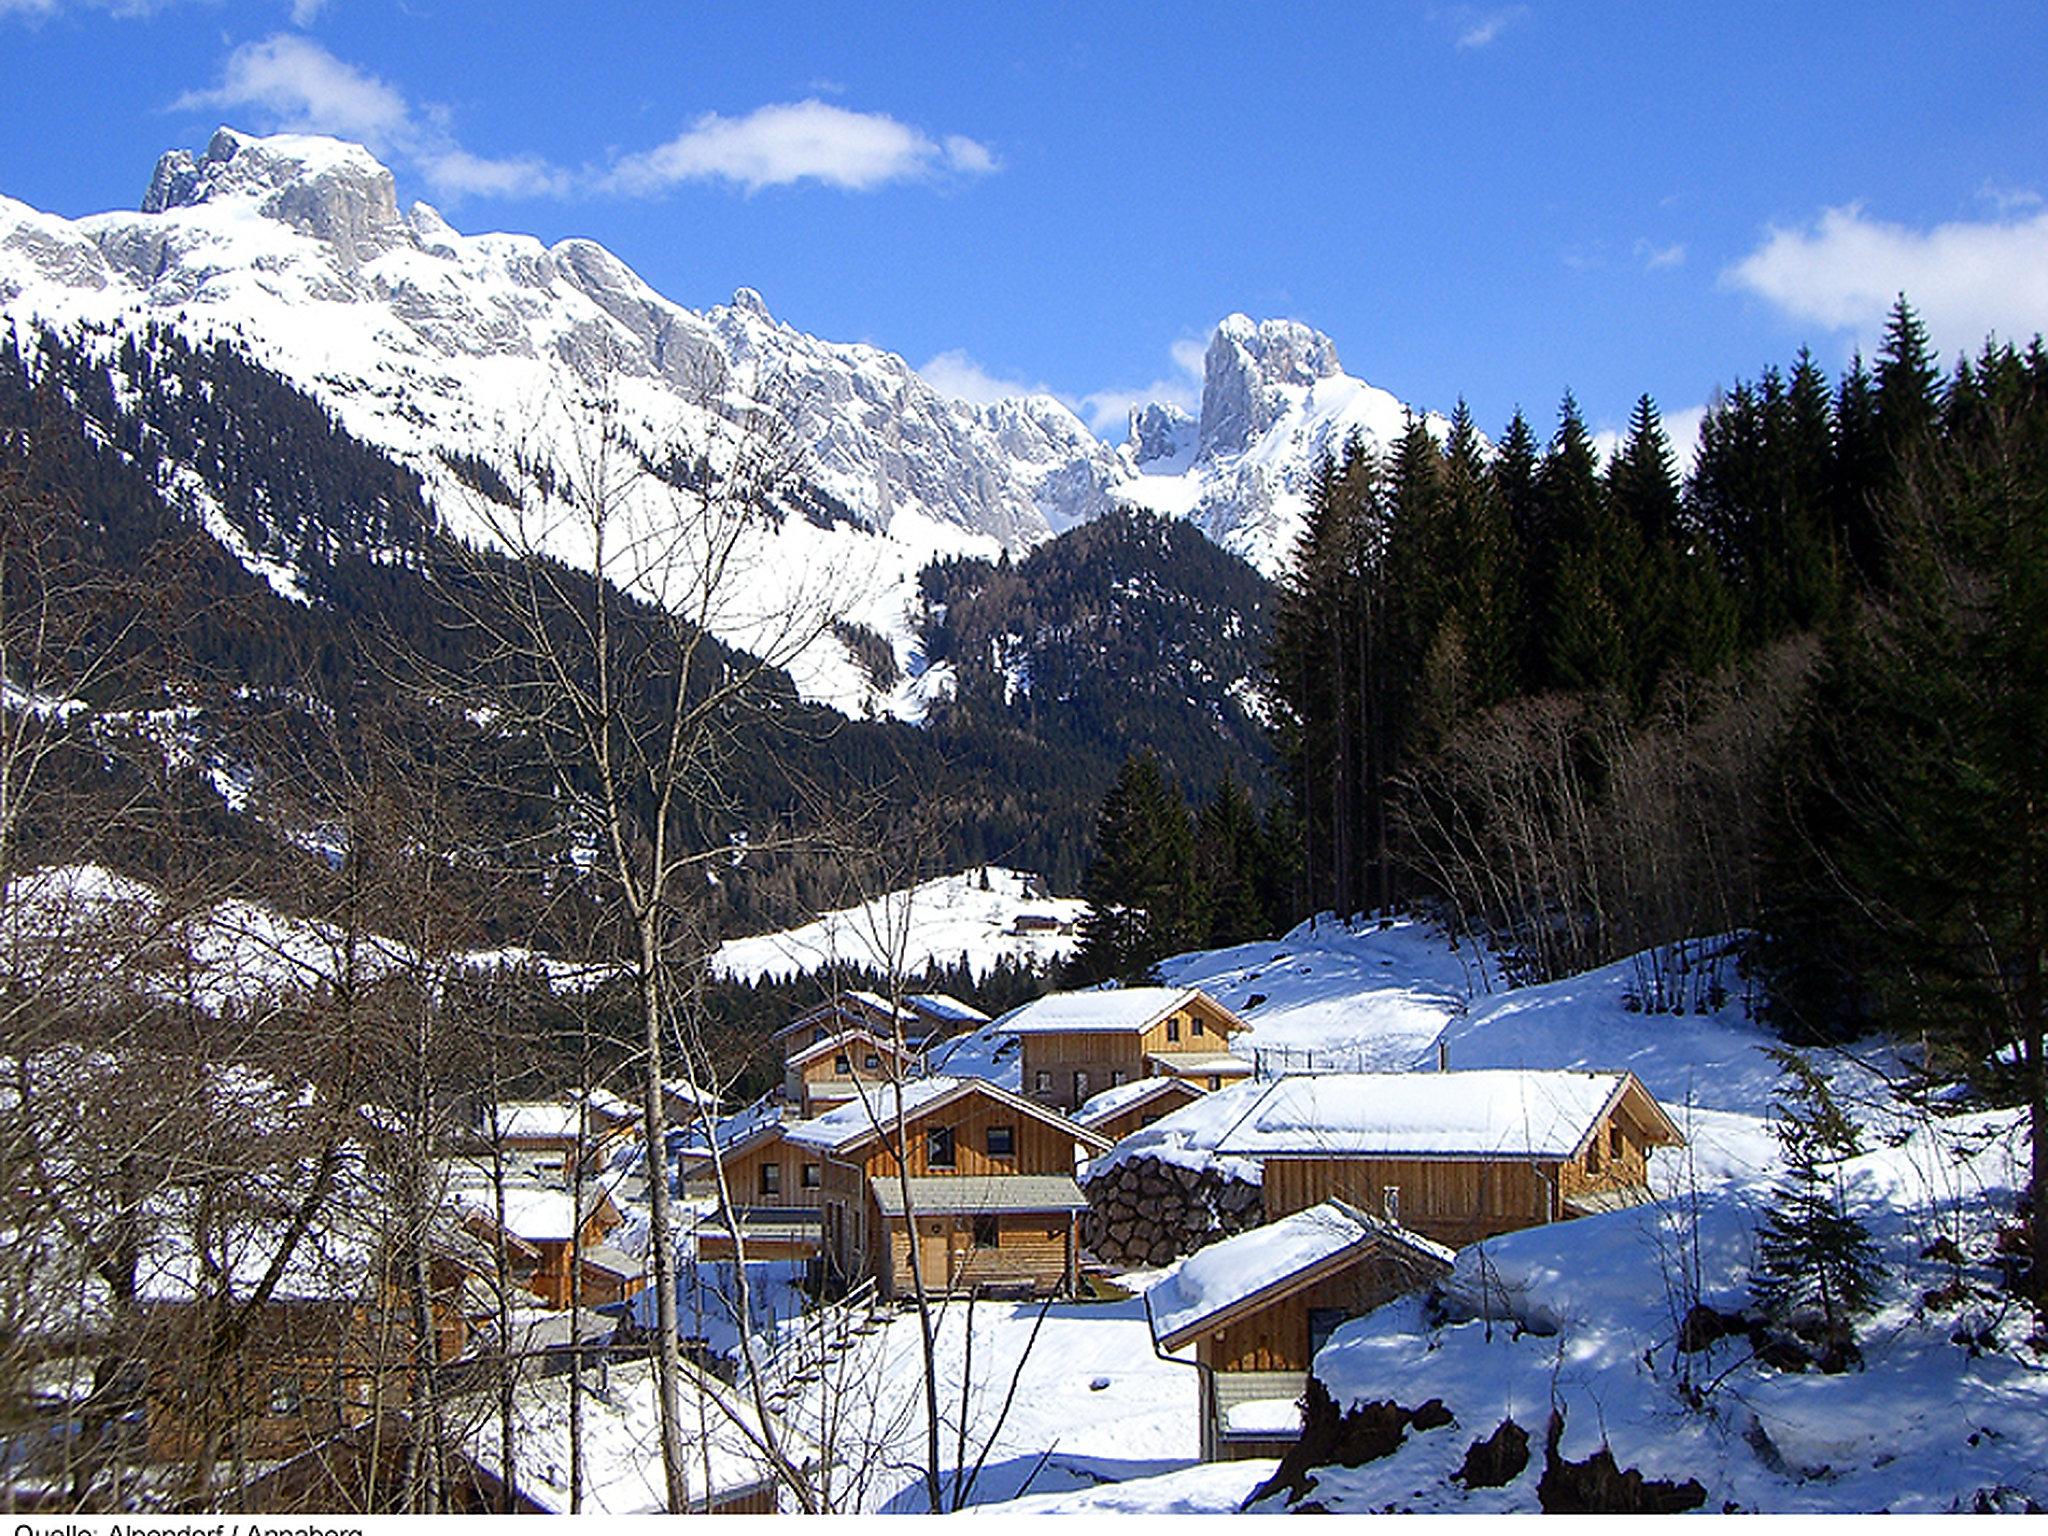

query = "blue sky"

[{"left": 4, "top": 1, "right": 2046, "bottom": 453}]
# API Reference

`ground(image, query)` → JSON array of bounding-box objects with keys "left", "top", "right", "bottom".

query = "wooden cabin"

[
  {"left": 136, "top": 1205, "right": 480, "bottom": 1468},
  {"left": 782, "top": 1027, "right": 920, "bottom": 1118},
  {"left": 488, "top": 1092, "right": 639, "bottom": 1176},
  {"left": 771, "top": 990, "right": 916, "bottom": 1069},
  {"left": 453, "top": 1177, "right": 645, "bottom": 1310},
  {"left": 678, "top": 1113, "right": 826, "bottom": 1264},
  {"left": 1073, "top": 1075, "right": 1208, "bottom": 1144},
  {"left": 788, "top": 1076, "right": 1111, "bottom": 1300},
  {"left": 1146, "top": 1200, "right": 1453, "bottom": 1461},
  {"left": 1212, "top": 1070, "right": 1684, "bottom": 1248},
  {"left": 1004, "top": 986, "right": 1252, "bottom": 1112}
]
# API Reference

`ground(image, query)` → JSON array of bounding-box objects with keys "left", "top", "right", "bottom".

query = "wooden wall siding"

[
  {"left": 1195, "top": 1250, "right": 1440, "bottom": 1375},
  {"left": 709, "top": 1483, "right": 780, "bottom": 1515},
  {"left": 700, "top": 1137, "right": 816, "bottom": 1208},
  {"left": 855, "top": 1095, "right": 1086, "bottom": 1181},
  {"left": 1262, "top": 1156, "right": 1556, "bottom": 1247},
  {"left": 1556, "top": 1117, "right": 1650, "bottom": 1201},
  {"left": 881, "top": 1213, "right": 1073, "bottom": 1299},
  {"left": 1021, "top": 1036, "right": 1149, "bottom": 1110},
  {"left": 1091, "top": 1092, "right": 1199, "bottom": 1146}
]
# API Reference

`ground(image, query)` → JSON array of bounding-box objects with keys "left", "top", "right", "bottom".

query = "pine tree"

[{"left": 1751, "top": 1048, "right": 1880, "bottom": 1369}]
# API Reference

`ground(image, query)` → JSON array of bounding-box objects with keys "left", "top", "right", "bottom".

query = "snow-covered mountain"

[{"left": 0, "top": 128, "right": 1428, "bottom": 712}]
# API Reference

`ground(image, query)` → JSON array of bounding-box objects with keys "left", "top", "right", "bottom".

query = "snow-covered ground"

[
  {"left": 780, "top": 1290, "right": 1203, "bottom": 1514},
  {"left": 711, "top": 866, "right": 1084, "bottom": 984}
]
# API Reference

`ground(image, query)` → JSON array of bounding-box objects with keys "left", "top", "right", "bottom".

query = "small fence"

[{"left": 742, "top": 1275, "right": 887, "bottom": 1411}]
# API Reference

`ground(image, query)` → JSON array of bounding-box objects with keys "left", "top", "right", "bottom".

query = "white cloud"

[
  {"left": 174, "top": 35, "right": 568, "bottom": 199},
  {"left": 1637, "top": 239, "right": 1686, "bottom": 271},
  {"left": 288, "top": 0, "right": 328, "bottom": 24},
  {"left": 607, "top": 99, "right": 996, "bottom": 195},
  {"left": 1078, "top": 338, "right": 1207, "bottom": 437},
  {"left": 1443, "top": 4, "right": 1529, "bottom": 49},
  {"left": 1724, "top": 203, "right": 2048, "bottom": 353},
  {"left": 917, "top": 349, "right": 1054, "bottom": 407}
]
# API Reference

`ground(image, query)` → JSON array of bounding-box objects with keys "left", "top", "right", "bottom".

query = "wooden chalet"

[
  {"left": 787, "top": 1076, "right": 1111, "bottom": 1299},
  {"left": 1072, "top": 1075, "right": 1208, "bottom": 1144},
  {"left": 134, "top": 1197, "right": 481, "bottom": 1469},
  {"left": 677, "top": 1109, "right": 826, "bottom": 1264},
  {"left": 488, "top": 1091, "right": 639, "bottom": 1176},
  {"left": 1004, "top": 986, "right": 1252, "bottom": 1112},
  {"left": 451, "top": 1173, "right": 645, "bottom": 1311},
  {"left": 1146, "top": 1200, "right": 1454, "bottom": 1461},
  {"left": 771, "top": 990, "right": 918, "bottom": 1069},
  {"left": 1211, "top": 1069, "right": 1685, "bottom": 1247},
  {"left": 782, "top": 1027, "right": 921, "bottom": 1118}
]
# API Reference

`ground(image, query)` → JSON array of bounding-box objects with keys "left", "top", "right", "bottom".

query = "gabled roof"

[
  {"left": 1211, "top": 1070, "right": 1683, "bottom": 1161},
  {"left": 774, "top": 990, "right": 913, "bottom": 1041},
  {"left": 1146, "top": 1199, "right": 1454, "bottom": 1352},
  {"left": 1073, "top": 1075, "right": 1205, "bottom": 1129},
  {"left": 905, "top": 992, "right": 991, "bottom": 1026},
  {"left": 999, "top": 985, "right": 1247, "bottom": 1038},
  {"left": 784, "top": 1026, "right": 917, "bottom": 1072},
  {"left": 784, "top": 1075, "right": 1111, "bottom": 1157}
]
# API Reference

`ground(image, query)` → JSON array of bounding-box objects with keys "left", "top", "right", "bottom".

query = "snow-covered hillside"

[
  {"left": 710, "top": 866, "right": 1083, "bottom": 984},
  {"left": 0, "top": 129, "right": 1432, "bottom": 717}
]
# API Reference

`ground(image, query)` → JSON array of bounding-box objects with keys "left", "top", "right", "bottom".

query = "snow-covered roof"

[
  {"left": 1212, "top": 1070, "right": 1675, "bottom": 1161},
  {"left": 466, "top": 1356, "right": 782, "bottom": 1514},
  {"left": 1147, "top": 1051, "right": 1254, "bottom": 1077},
  {"left": 906, "top": 992, "right": 990, "bottom": 1025},
  {"left": 868, "top": 1173, "right": 1089, "bottom": 1217},
  {"left": 1147, "top": 1199, "right": 1453, "bottom": 1351},
  {"left": 1000, "top": 986, "right": 1208, "bottom": 1036},
  {"left": 782, "top": 1077, "right": 964, "bottom": 1152},
  {"left": 1073, "top": 1075, "right": 1203, "bottom": 1128},
  {"left": 922, "top": 1020, "right": 1022, "bottom": 1090}
]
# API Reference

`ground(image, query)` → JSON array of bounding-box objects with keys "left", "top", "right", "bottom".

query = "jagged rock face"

[
  {"left": 1197, "top": 313, "right": 1344, "bottom": 460},
  {"left": 1123, "top": 401, "right": 1197, "bottom": 469},
  {"left": 144, "top": 128, "right": 406, "bottom": 266}
]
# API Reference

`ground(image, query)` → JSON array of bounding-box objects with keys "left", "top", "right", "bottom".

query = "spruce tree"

[
  {"left": 1751, "top": 1048, "right": 1880, "bottom": 1369},
  {"left": 1074, "top": 751, "right": 1201, "bottom": 984}
]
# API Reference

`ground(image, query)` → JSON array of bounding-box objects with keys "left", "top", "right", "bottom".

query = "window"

[
  {"left": 1610, "top": 1125, "right": 1625, "bottom": 1160},
  {"left": 1034, "top": 1070, "right": 1053, "bottom": 1095},
  {"left": 760, "top": 1162, "right": 782, "bottom": 1196},
  {"left": 802, "top": 1162, "right": 821, "bottom": 1189},
  {"left": 1166, "top": 1017, "right": 1181, "bottom": 1043},
  {"left": 864, "top": 1053, "right": 881, "bottom": 1071},
  {"left": 1381, "top": 1185, "right": 1400, "bottom": 1223},
  {"left": 986, "top": 1125, "right": 1015, "bottom": 1158},
  {"left": 834, "top": 1053, "right": 850, "bottom": 1074},
  {"left": 1192, "top": 1016, "right": 1207, "bottom": 1036},
  {"left": 1110, "top": 1069, "right": 1128, "bottom": 1087},
  {"left": 1073, "top": 1069, "right": 1090, "bottom": 1102},
  {"left": 973, "top": 1215, "right": 1000, "bottom": 1249},
  {"left": 927, "top": 1125, "right": 956, "bottom": 1168},
  {"left": 269, "top": 1377, "right": 302, "bottom": 1416},
  {"left": 1587, "top": 1140, "right": 1602, "bottom": 1174},
  {"left": 1208, "top": 1075, "right": 1222, "bottom": 1091}
]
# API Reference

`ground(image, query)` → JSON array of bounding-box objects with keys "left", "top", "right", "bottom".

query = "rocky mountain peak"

[
  {"left": 1197, "top": 312, "right": 1343, "bottom": 460},
  {"left": 141, "top": 127, "right": 406, "bottom": 265},
  {"left": 1124, "top": 401, "right": 1198, "bottom": 469}
]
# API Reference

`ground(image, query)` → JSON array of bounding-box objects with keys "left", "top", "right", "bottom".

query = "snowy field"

[{"left": 712, "top": 866, "right": 1086, "bottom": 984}]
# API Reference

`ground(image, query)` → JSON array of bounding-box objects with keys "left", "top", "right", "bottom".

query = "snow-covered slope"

[{"left": 710, "top": 865, "right": 1082, "bottom": 983}]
